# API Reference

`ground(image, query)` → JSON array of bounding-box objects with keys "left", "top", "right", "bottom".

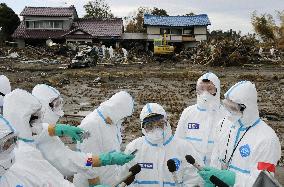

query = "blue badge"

[
  {"left": 171, "top": 158, "right": 181, "bottom": 171},
  {"left": 139, "top": 163, "right": 154, "bottom": 169},
  {"left": 188, "top": 123, "right": 200, "bottom": 129},
  {"left": 239, "top": 144, "right": 250, "bottom": 157}
]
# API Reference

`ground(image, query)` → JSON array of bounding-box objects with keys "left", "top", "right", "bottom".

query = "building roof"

[
  {"left": 12, "top": 18, "right": 123, "bottom": 40},
  {"left": 20, "top": 6, "right": 77, "bottom": 17},
  {"left": 144, "top": 14, "right": 211, "bottom": 27},
  {"left": 12, "top": 22, "right": 70, "bottom": 39},
  {"left": 73, "top": 18, "right": 123, "bottom": 38}
]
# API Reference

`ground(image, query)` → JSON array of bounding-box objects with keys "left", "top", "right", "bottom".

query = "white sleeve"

[
  {"left": 234, "top": 137, "right": 281, "bottom": 187},
  {"left": 37, "top": 123, "right": 98, "bottom": 177},
  {"left": 175, "top": 109, "right": 187, "bottom": 139}
]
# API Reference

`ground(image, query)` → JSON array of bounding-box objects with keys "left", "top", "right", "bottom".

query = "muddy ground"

[{"left": 1, "top": 58, "right": 283, "bottom": 183}]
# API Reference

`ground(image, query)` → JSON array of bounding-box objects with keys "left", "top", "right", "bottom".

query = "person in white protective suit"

[
  {"left": 175, "top": 72, "right": 228, "bottom": 167},
  {"left": 0, "top": 75, "right": 11, "bottom": 115},
  {"left": 198, "top": 81, "right": 281, "bottom": 187},
  {"left": 74, "top": 91, "right": 134, "bottom": 186},
  {"left": 119, "top": 103, "right": 202, "bottom": 187},
  {"left": 3, "top": 89, "right": 134, "bottom": 187}
]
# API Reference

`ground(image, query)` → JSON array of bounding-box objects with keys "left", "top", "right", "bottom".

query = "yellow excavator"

[{"left": 153, "top": 31, "right": 175, "bottom": 56}]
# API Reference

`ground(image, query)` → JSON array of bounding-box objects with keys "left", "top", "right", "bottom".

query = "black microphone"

[
  {"left": 113, "top": 164, "right": 141, "bottom": 187},
  {"left": 185, "top": 155, "right": 230, "bottom": 187},
  {"left": 210, "top": 175, "right": 229, "bottom": 187},
  {"left": 167, "top": 159, "right": 179, "bottom": 186}
]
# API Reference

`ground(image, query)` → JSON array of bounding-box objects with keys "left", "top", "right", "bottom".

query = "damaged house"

[
  {"left": 144, "top": 14, "right": 211, "bottom": 48},
  {"left": 12, "top": 6, "right": 123, "bottom": 48}
]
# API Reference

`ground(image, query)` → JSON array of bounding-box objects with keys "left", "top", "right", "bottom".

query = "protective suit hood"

[
  {"left": 196, "top": 72, "right": 220, "bottom": 110},
  {"left": 224, "top": 81, "right": 259, "bottom": 127},
  {"left": 3, "top": 89, "right": 42, "bottom": 141},
  {"left": 0, "top": 75, "right": 11, "bottom": 108},
  {"left": 98, "top": 91, "right": 134, "bottom": 125},
  {"left": 32, "top": 84, "right": 63, "bottom": 125},
  {"left": 140, "top": 103, "right": 172, "bottom": 146}
]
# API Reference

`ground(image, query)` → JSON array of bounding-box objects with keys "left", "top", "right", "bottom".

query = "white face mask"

[
  {"left": 197, "top": 92, "right": 216, "bottom": 109},
  {"left": 145, "top": 128, "right": 164, "bottom": 144},
  {"left": 0, "top": 147, "right": 15, "bottom": 176}
]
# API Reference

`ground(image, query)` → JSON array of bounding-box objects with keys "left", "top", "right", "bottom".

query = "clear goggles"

[
  {"left": 196, "top": 80, "right": 217, "bottom": 95},
  {"left": 222, "top": 99, "right": 246, "bottom": 114},
  {"left": 49, "top": 97, "right": 63, "bottom": 112},
  {"left": 0, "top": 133, "right": 18, "bottom": 153},
  {"left": 142, "top": 114, "right": 166, "bottom": 131}
]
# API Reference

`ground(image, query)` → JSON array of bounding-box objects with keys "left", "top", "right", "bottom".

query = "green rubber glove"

[
  {"left": 55, "top": 124, "right": 84, "bottom": 143},
  {"left": 99, "top": 151, "right": 135, "bottom": 166},
  {"left": 198, "top": 167, "right": 236, "bottom": 186}
]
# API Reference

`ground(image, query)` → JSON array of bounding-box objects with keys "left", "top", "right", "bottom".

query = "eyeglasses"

[
  {"left": 196, "top": 81, "right": 217, "bottom": 95},
  {"left": 49, "top": 97, "right": 63, "bottom": 111},
  {"left": 222, "top": 99, "right": 246, "bottom": 114},
  {"left": 142, "top": 114, "right": 166, "bottom": 131},
  {"left": 0, "top": 133, "right": 18, "bottom": 153}
]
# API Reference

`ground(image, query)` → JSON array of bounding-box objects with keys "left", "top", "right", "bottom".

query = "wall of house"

[
  {"left": 194, "top": 26, "right": 207, "bottom": 35},
  {"left": 147, "top": 26, "right": 160, "bottom": 35},
  {"left": 24, "top": 16, "right": 73, "bottom": 30}
]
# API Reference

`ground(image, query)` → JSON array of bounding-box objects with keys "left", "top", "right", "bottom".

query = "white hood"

[
  {"left": 0, "top": 75, "right": 11, "bottom": 107},
  {"left": 196, "top": 72, "right": 220, "bottom": 110},
  {"left": 140, "top": 103, "right": 172, "bottom": 146},
  {"left": 32, "top": 84, "right": 63, "bottom": 125},
  {"left": 224, "top": 81, "right": 259, "bottom": 127},
  {"left": 3, "top": 89, "right": 42, "bottom": 141},
  {"left": 98, "top": 91, "right": 134, "bottom": 125}
]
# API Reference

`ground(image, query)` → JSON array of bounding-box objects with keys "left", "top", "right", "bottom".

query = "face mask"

[
  {"left": 227, "top": 112, "right": 242, "bottom": 124},
  {"left": 0, "top": 147, "right": 15, "bottom": 176},
  {"left": 197, "top": 92, "right": 216, "bottom": 109},
  {"left": 145, "top": 128, "right": 164, "bottom": 144}
]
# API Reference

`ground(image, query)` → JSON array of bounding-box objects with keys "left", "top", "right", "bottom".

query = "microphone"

[
  {"left": 210, "top": 175, "right": 229, "bottom": 187},
  {"left": 113, "top": 164, "right": 141, "bottom": 187},
  {"left": 185, "top": 155, "right": 202, "bottom": 171},
  {"left": 185, "top": 155, "right": 230, "bottom": 187},
  {"left": 167, "top": 159, "right": 179, "bottom": 186}
]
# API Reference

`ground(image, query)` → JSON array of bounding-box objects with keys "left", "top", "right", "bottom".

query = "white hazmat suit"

[
  {"left": 3, "top": 89, "right": 75, "bottom": 186},
  {"left": 74, "top": 91, "right": 134, "bottom": 186},
  {"left": 210, "top": 81, "right": 281, "bottom": 186},
  {"left": 176, "top": 72, "right": 227, "bottom": 166},
  {"left": 120, "top": 103, "right": 202, "bottom": 187},
  {"left": 32, "top": 84, "right": 97, "bottom": 178},
  {"left": 0, "top": 75, "right": 11, "bottom": 115}
]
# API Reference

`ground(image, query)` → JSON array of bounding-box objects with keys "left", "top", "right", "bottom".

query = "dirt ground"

[{"left": 1, "top": 58, "right": 283, "bottom": 183}]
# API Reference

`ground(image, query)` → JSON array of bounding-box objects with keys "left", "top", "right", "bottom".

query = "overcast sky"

[{"left": 2, "top": 0, "right": 283, "bottom": 34}]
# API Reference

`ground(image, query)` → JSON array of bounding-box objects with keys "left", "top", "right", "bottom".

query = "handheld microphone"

[
  {"left": 210, "top": 175, "right": 229, "bottom": 187},
  {"left": 185, "top": 155, "right": 202, "bottom": 171},
  {"left": 185, "top": 155, "right": 230, "bottom": 187},
  {"left": 113, "top": 164, "right": 141, "bottom": 187},
  {"left": 167, "top": 159, "right": 179, "bottom": 186}
]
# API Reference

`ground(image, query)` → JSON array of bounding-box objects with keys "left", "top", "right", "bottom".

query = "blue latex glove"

[
  {"left": 55, "top": 124, "right": 84, "bottom": 143},
  {"left": 198, "top": 167, "right": 236, "bottom": 186},
  {"left": 93, "top": 185, "right": 110, "bottom": 187},
  {"left": 99, "top": 151, "right": 135, "bottom": 166}
]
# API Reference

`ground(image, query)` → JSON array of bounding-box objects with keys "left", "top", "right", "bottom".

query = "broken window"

[
  {"left": 54, "top": 21, "right": 63, "bottom": 29},
  {"left": 183, "top": 27, "right": 194, "bottom": 35},
  {"left": 171, "top": 28, "right": 182, "bottom": 35}
]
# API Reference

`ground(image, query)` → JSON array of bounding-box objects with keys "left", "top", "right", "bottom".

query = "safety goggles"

[
  {"left": 49, "top": 97, "right": 63, "bottom": 112},
  {"left": 222, "top": 99, "right": 246, "bottom": 114},
  {"left": 0, "top": 133, "right": 18, "bottom": 153},
  {"left": 0, "top": 92, "right": 5, "bottom": 97},
  {"left": 196, "top": 80, "right": 217, "bottom": 95},
  {"left": 142, "top": 113, "right": 166, "bottom": 131}
]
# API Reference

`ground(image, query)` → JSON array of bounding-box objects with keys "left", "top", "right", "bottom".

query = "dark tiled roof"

[
  {"left": 20, "top": 6, "right": 77, "bottom": 17},
  {"left": 63, "top": 28, "right": 93, "bottom": 39},
  {"left": 12, "top": 22, "right": 69, "bottom": 39},
  {"left": 74, "top": 18, "right": 123, "bottom": 38},
  {"left": 144, "top": 14, "right": 211, "bottom": 27}
]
